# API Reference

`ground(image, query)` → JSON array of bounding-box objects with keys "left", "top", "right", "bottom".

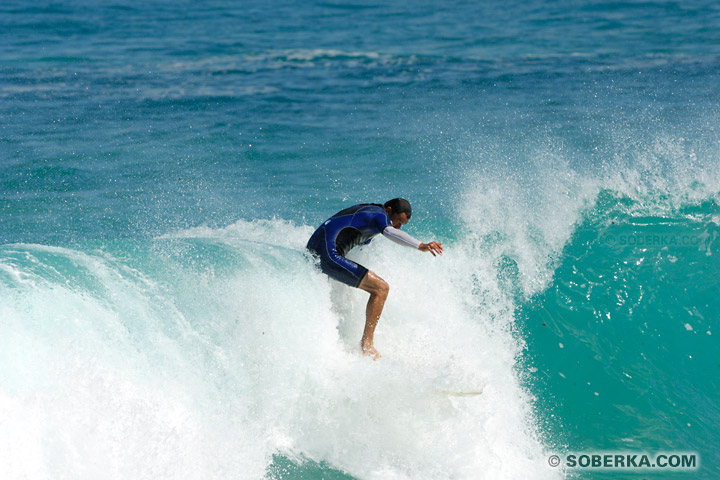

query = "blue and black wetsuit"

[{"left": 306, "top": 204, "right": 392, "bottom": 287}]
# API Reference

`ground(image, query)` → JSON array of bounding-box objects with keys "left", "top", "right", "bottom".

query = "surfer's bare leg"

[{"left": 357, "top": 270, "right": 389, "bottom": 360}]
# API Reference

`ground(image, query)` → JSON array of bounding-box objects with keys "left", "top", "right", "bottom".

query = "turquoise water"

[{"left": 1, "top": 1, "right": 719, "bottom": 479}]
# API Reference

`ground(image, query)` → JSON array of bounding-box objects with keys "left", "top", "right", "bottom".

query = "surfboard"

[{"left": 436, "top": 389, "right": 484, "bottom": 397}]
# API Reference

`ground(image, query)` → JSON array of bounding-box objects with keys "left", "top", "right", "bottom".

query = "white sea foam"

[
  {"left": 458, "top": 145, "right": 599, "bottom": 297},
  {"left": 0, "top": 219, "right": 561, "bottom": 480},
  {"left": 456, "top": 125, "right": 720, "bottom": 298}
]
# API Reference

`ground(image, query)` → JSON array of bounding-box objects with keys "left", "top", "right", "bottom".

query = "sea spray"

[{"left": 0, "top": 218, "right": 560, "bottom": 479}]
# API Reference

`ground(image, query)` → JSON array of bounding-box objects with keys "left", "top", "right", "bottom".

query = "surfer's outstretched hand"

[{"left": 419, "top": 241, "right": 443, "bottom": 256}]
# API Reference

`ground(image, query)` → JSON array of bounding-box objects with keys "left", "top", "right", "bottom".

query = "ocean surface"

[{"left": 1, "top": 1, "right": 719, "bottom": 479}]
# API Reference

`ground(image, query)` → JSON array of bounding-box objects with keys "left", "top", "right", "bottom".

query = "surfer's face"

[{"left": 390, "top": 212, "right": 409, "bottom": 229}]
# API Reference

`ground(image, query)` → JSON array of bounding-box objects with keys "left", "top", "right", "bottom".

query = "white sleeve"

[{"left": 382, "top": 226, "right": 422, "bottom": 249}]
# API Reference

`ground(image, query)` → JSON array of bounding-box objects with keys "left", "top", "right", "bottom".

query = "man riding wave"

[{"left": 307, "top": 198, "right": 443, "bottom": 359}]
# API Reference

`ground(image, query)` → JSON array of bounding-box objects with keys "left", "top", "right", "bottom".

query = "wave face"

[
  {"left": 519, "top": 188, "right": 720, "bottom": 471},
  {"left": 454, "top": 129, "right": 720, "bottom": 477}
]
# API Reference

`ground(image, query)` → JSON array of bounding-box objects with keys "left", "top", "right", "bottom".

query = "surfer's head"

[{"left": 384, "top": 198, "right": 412, "bottom": 229}]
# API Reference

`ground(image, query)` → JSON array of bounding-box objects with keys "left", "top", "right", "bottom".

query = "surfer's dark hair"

[{"left": 384, "top": 198, "right": 412, "bottom": 219}]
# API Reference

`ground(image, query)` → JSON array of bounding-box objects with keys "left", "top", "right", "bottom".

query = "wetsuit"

[{"left": 307, "top": 204, "right": 422, "bottom": 287}]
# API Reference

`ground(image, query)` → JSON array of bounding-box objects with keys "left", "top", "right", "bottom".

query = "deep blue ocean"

[{"left": 1, "top": 1, "right": 719, "bottom": 479}]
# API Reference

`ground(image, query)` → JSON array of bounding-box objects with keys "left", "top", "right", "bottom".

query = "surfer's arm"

[{"left": 382, "top": 226, "right": 422, "bottom": 249}]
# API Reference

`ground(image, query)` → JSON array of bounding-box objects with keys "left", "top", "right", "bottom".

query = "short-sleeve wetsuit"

[{"left": 306, "top": 204, "right": 391, "bottom": 287}]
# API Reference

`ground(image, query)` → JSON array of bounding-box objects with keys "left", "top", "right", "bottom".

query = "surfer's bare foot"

[{"left": 361, "top": 342, "right": 381, "bottom": 360}]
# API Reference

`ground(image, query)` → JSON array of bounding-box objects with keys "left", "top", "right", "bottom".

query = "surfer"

[{"left": 307, "top": 198, "right": 443, "bottom": 360}]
